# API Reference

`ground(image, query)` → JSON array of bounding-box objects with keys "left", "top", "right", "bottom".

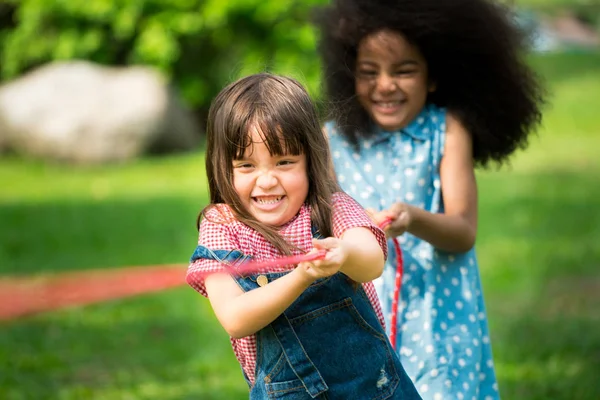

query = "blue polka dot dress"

[{"left": 326, "top": 104, "right": 500, "bottom": 400}]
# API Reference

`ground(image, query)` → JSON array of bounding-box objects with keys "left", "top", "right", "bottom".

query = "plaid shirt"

[{"left": 186, "top": 192, "right": 387, "bottom": 385}]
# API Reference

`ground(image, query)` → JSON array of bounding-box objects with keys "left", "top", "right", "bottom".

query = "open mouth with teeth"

[
  {"left": 374, "top": 99, "right": 406, "bottom": 106},
  {"left": 372, "top": 100, "right": 405, "bottom": 115},
  {"left": 253, "top": 196, "right": 284, "bottom": 205}
]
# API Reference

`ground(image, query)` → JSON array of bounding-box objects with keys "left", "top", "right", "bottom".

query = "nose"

[
  {"left": 376, "top": 73, "right": 397, "bottom": 93},
  {"left": 256, "top": 170, "right": 278, "bottom": 189}
]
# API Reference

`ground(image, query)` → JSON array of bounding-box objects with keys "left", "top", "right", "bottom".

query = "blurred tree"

[
  {"left": 1, "top": 0, "right": 595, "bottom": 123},
  {"left": 514, "top": 0, "right": 600, "bottom": 28},
  {"left": 0, "top": 0, "right": 328, "bottom": 123}
]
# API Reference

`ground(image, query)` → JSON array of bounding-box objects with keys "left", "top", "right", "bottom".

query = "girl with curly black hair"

[{"left": 315, "top": 0, "right": 545, "bottom": 398}]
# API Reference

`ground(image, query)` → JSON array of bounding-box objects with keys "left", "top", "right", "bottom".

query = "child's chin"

[{"left": 375, "top": 116, "right": 407, "bottom": 131}]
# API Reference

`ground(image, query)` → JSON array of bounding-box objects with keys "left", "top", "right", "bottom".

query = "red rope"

[
  {"left": 4, "top": 219, "right": 405, "bottom": 346},
  {"left": 379, "top": 217, "right": 404, "bottom": 350},
  {"left": 389, "top": 237, "right": 403, "bottom": 350},
  {"left": 224, "top": 250, "right": 327, "bottom": 274}
]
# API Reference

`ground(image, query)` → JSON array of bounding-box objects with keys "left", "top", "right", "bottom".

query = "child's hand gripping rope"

[
  {"left": 230, "top": 250, "right": 328, "bottom": 274},
  {"left": 212, "top": 217, "right": 405, "bottom": 350},
  {"left": 296, "top": 237, "right": 350, "bottom": 281}
]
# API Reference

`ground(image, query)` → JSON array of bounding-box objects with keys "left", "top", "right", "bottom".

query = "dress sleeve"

[
  {"left": 331, "top": 192, "right": 388, "bottom": 260},
  {"left": 186, "top": 206, "right": 239, "bottom": 297}
]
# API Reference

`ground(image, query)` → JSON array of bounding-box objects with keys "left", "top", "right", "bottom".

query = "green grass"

[
  {"left": 477, "top": 51, "right": 600, "bottom": 400},
  {"left": 477, "top": 171, "right": 600, "bottom": 399},
  {"left": 0, "top": 290, "right": 248, "bottom": 399},
  {"left": 1, "top": 51, "right": 600, "bottom": 399},
  {"left": 0, "top": 153, "right": 208, "bottom": 275}
]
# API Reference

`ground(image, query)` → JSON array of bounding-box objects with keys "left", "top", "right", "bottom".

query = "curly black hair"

[{"left": 315, "top": 0, "right": 546, "bottom": 167}]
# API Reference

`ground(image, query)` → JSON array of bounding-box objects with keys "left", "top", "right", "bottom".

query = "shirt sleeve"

[
  {"left": 331, "top": 192, "right": 388, "bottom": 260},
  {"left": 186, "top": 206, "right": 239, "bottom": 297}
]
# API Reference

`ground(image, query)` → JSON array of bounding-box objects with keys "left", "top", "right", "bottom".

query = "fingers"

[
  {"left": 385, "top": 211, "right": 410, "bottom": 238},
  {"left": 397, "top": 210, "right": 409, "bottom": 223},
  {"left": 298, "top": 257, "right": 336, "bottom": 280},
  {"left": 312, "top": 239, "right": 337, "bottom": 264},
  {"left": 367, "top": 210, "right": 394, "bottom": 227},
  {"left": 312, "top": 237, "right": 337, "bottom": 250},
  {"left": 389, "top": 202, "right": 408, "bottom": 217}
]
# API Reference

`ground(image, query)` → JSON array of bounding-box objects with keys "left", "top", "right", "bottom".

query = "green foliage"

[
  {"left": 0, "top": 0, "right": 328, "bottom": 112},
  {"left": 1, "top": 0, "right": 597, "bottom": 117}
]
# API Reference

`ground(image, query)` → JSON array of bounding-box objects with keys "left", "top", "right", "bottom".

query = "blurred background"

[{"left": 0, "top": 0, "right": 599, "bottom": 399}]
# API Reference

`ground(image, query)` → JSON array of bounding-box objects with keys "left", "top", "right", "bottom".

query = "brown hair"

[{"left": 199, "top": 73, "right": 339, "bottom": 254}]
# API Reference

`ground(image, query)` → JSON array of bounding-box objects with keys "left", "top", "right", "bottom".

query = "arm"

[
  {"left": 205, "top": 268, "right": 315, "bottom": 339},
  {"left": 409, "top": 112, "right": 478, "bottom": 251},
  {"left": 370, "top": 113, "right": 478, "bottom": 252},
  {"left": 205, "top": 227, "right": 384, "bottom": 338},
  {"left": 314, "top": 226, "right": 385, "bottom": 282},
  {"left": 192, "top": 209, "right": 320, "bottom": 339}
]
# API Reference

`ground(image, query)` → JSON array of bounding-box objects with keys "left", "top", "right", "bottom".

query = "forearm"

[
  {"left": 339, "top": 229, "right": 385, "bottom": 282},
  {"left": 407, "top": 205, "right": 476, "bottom": 252},
  {"left": 216, "top": 268, "right": 314, "bottom": 339}
]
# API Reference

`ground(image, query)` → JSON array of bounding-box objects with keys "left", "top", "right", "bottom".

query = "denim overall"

[{"left": 191, "top": 231, "right": 421, "bottom": 400}]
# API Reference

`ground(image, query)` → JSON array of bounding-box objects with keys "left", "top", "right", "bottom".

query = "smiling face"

[
  {"left": 232, "top": 124, "right": 309, "bottom": 227},
  {"left": 355, "top": 30, "right": 433, "bottom": 132}
]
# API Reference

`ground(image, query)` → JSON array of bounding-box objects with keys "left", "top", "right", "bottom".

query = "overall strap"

[{"left": 189, "top": 245, "right": 247, "bottom": 265}]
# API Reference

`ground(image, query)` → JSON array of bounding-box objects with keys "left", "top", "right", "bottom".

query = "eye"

[
  {"left": 233, "top": 162, "right": 253, "bottom": 169},
  {"left": 277, "top": 158, "right": 298, "bottom": 167},
  {"left": 356, "top": 69, "right": 378, "bottom": 79},
  {"left": 394, "top": 68, "right": 418, "bottom": 76}
]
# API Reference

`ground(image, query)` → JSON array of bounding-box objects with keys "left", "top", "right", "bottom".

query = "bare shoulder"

[
  {"left": 446, "top": 111, "right": 470, "bottom": 139},
  {"left": 444, "top": 111, "right": 473, "bottom": 155}
]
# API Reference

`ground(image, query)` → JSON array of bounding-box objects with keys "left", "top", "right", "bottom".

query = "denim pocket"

[
  {"left": 263, "top": 353, "right": 314, "bottom": 400},
  {"left": 265, "top": 379, "right": 313, "bottom": 400}
]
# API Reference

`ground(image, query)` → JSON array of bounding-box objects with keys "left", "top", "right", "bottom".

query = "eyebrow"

[{"left": 357, "top": 60, "right": 420, "bottom": 67}]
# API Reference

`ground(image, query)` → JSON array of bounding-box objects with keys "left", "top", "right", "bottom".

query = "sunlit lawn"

[{"left": 1, "top": 51, "right": 599, "bottom": 399}]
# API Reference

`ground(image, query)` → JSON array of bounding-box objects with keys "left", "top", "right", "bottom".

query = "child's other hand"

[
  {"left": 365, "top": 208, "right": 390, "bottom": 227},
  {"left": 297, "top": 238, "right": 347, "bottom": 280},
  {"left": 367, "top": 203, "right": 412, "bottom": 238}
]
